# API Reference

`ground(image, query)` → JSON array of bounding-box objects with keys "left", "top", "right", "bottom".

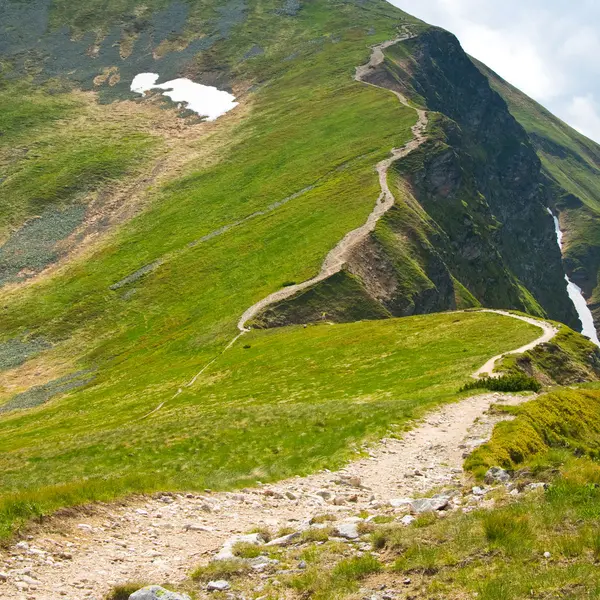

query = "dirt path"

[
  {"left": 237, "top": 34, "right": 426, "bottom": 332},
  {"left": 473, "top": 310, "right": 559, "bottom": 378},
  {"left": 0, "top": 391, "right": 529, "bottom": 599},
  {"left": 0, "top": 36, "right": 560, "bottom": 599}
]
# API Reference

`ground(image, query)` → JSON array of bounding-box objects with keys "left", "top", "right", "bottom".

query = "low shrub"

[{"left": 460, "top": 374, "right": 541, "bottom": 394}]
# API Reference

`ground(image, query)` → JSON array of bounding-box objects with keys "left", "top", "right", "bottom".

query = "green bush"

[{"left": 460, "top": 374, "right": 541, "bottom": 394}]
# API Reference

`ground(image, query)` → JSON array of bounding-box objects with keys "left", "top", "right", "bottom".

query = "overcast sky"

[{"left": 389, "top": 0, "right": 600, "bottom": 144}]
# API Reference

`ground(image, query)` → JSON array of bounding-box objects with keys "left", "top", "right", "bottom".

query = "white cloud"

[
  {"left": 388, "top": 0, "right": 600, "bottom": 143},
  {"left": 566, "top": 95, "right": 600, "bottom": 142}
]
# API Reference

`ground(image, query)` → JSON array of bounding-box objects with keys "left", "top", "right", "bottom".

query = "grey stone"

[
  {"left": 472, "top": 486, "right": 486, "bottom": 496},
  {"left": 265, "top": 532, "right": 300, "bottom": 547},
  {"left": 335, "top": 523, "right": 360, "bottom": 540},
  {"left": 527, "top": 482, "right": 547, "bottom": 491},
  {"left": 207, "top": 580, "right": 231, "bottom": 591},
  {"left": 399, "top": 515, "right": 416, "bottom": 526},
  {"left": 485, "top": 467, "right": 510, "bottom": 484},
  {"left": 129, "top": 585, "right": 191, "bottom": 600},
  {"left": 389, "top": 497, "right": 413, "bottom": 509},
  {"left": 410, "top": 496, "right": 449, "bottom": 514}
]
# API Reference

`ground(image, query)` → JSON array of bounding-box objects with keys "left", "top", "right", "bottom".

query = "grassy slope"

[
  {"left": 477, "top": 60, "right": 600, "bottom": 324},
  {"left": 0, "top": 311, "right": 539, "bottom": 538}
]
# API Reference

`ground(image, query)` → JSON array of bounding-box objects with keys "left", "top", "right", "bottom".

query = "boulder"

[
  {"left": 265, "top": 532, "right": 300, "bottom": 547},
  {"left": 334, "top": 522, "right": 360, "bottom": 540},
  {"left": 485, "top": 467, "right": 510, "bottom": 484},
  {"left": 207, "top": 580, "right": 230, "bottom": 592},
  {"left": 129, "top": 585, "right": 191, "bottom": 600},
  {"left": 410, "top": 496, "right": 449, "bottom": 514}
]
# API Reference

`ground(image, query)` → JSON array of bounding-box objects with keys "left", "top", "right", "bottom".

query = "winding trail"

[
  {"left": 0, "top": 37, "right": 565, "bottom": 599},
  {"left": 237, "top": 34, "right": 428, "bottom": 332},
  {"left": 473, "top": 310, "right": 559, "bottom": 378}
]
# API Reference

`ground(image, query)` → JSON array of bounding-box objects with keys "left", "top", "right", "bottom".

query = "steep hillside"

[
  {"left": 254, "top": 28, "right": 579, "bottom": 328},
  {"left": 0, "top": 0, "right": 598, "bottom": 545},
  {"left": 478, "top": 60, "right": 600, "bottom": 335}
]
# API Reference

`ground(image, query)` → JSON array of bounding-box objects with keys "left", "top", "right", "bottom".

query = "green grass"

[
  {"left": 465, "top": 386, "right": 600, "bottom": 475},
  {"left": 289, "top": 553, "right": 381, "bottom": 599},
  {"left": 498, "top": 326, "right": 600, "bottom": 385},
  {"left": 0, "top": 311, "right": 539, "bottom": 539},
  {"left": 460, "top": 373, "right": 541, "bottom": 393},
  {"left": 191, "top": 558, "right": 250, "bottom": 582}
]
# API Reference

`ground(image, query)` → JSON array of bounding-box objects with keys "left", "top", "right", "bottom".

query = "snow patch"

[{"left": 131, "top": 73, "right": 238, "bottom": 121}]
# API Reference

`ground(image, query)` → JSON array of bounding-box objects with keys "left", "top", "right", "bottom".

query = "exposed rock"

[
  {"left": 485, "top": 467, "right": 510, "bottom": 484},
  {"left": 399, "top": 515, "right": 416, "bottom": 526},
  {"left": 389, "top": 497, "right": 413, "bottom": 509},
  {"left": 207, "top": 580, "right": 231, "bottom": 591},
  {"left": 129, "top": 585, "right": 191, "bottom": 600},
  {"left": 472, "top": 486, "right": 486, "bottom": 496},
  {"left": 334, "top": 523, "right": 360, "bottom": 540},
  {"left": 337, "top": 475, "right": 362, "bottom": 488},
  {"left": 265, "top": 532, "right": 300, "bottom": 547},
  {"left": 410, "top": 496, "right": 449, "bottom": 514},
  {"left": 527, "top": 482, "right": 547, "bottom": 491}
]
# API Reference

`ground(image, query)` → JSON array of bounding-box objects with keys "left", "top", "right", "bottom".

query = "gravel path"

[{"left": 0, "top": 391, "right": 529, "bottom": 599}]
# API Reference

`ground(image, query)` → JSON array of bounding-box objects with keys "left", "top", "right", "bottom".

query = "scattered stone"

[
  {"left": 333, "top": 496, "right": 346, "bottom": 506},
  {"left": 389, "top": 498, "right": 413, "bottom": 509},
  {"left": 485, "top": 467, "right": 510, "bottom": 484},
  {"left": 403, "top": 578, "right": 412, "bottom": 585},
  {"left": 399, "top": 515, "right": 416, "bottom": 526},
  {"left": 129, "top": 585, "right": 191, "bottom": 600},
  {"left": 77, "top": 524, "right": 92, "bottom": 531},
  {"left": 207, "top": 580, "right": 231, "bottom": 592},
  {"left": 285, "top": 491, "right": 298, "bottom": 500},
  {"left": 298, "top": 560, "right": 307, "bottom": 569},
  {"left": 0, "top": 572, "right": 7, "bottom": 581},
  {"left": 185, "top": 523, "right": 214, "bottom": 532},
  {"left": 316, "top": 490, "right": 332, "bottom": 501},
  {"left": 215, "top": 533, "right": 264, "bottom": 561},
  {"left": 265, "top": 532, "right": 300, "bottom": 547},
  {"left": 528, "top": 482, "right": 547, "bottom": 491},
  {"left": 263, "top": 489, "right": 284, "bottom": 500},
  {"left": 543, "top": 551, "right": 551, "bottom": 559},
  {"left": 509, "top": 489, "right": 520, "bottom": 496},
  {"left": 337, "top": 475, "right": 362, "bottom": 488},
  {"left": 249, "top": 556, "right": 279, "bottom": 572},
  {"left": 410, "top": 496, "right": 449, "bottom": 514},
  {"left": 335, "top": 523, "right": 359, "bottom": 540},
  {"left": 472, "top": 486, "right": 486, "bottom": 496}
]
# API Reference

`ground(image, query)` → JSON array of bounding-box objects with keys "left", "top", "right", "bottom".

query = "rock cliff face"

[
  {"left": 254, "top": 28, "right": 579, "bottom": 329},
  {"left": 476, "top": 59, "right": 600, "bottom": 337}
]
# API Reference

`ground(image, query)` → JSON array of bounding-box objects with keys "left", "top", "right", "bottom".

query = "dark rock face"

[{"left": 372, "top": 29, "right": 578, "bottom": 326}]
